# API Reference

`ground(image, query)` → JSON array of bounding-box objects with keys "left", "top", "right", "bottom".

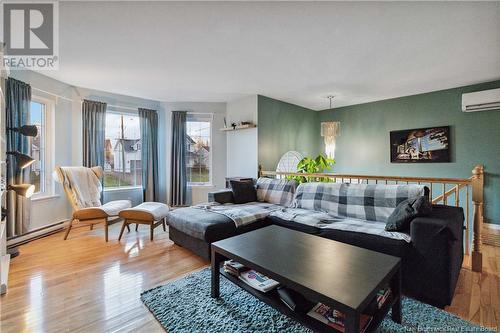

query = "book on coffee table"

[
  {"left": 307, "top": 303, "right": 372, "bottom": 333},
  {"left": 376, "top": 288, "right": 391, "bottom": 308},
  {"left": 223, "top": 260, "right": 248, "bottom": 277},
  {"left": 238, "top": 270, "right": 279, "bottom": 292}
]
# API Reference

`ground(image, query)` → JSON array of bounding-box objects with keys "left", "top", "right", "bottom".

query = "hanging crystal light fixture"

[{"left": 321, "top": 121, "right": 341, "bottom": 159}]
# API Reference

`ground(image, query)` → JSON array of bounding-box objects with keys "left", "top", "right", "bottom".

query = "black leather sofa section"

[
  {"left": 268, "top": 204, "right": 464, "bottom": 308},
  {"left": 167, "top": 191, "right": 464, "bottom": 308},
  {"left": 406, "top": 205, "right": 464, "bottom": 307}
]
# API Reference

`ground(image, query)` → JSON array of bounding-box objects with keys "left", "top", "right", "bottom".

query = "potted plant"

[{"left": 287, "top": 154, "right": 335, "bottom": 183}]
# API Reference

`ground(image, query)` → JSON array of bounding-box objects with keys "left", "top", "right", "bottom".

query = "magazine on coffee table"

[
  {"left": 307, "top": 303, "right": 372, "bottom": 333},
  {"left": 238, "top": 270, "right": 280, "bottom": 292}
]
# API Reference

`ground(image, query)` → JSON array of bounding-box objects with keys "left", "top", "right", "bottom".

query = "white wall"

[
  {"left": 226, "top": 95, "right": 259, "bottom": 178},
  {"left": 161, "top": 102, "right": 227, "bottom": 205},
  {"left": 9, "top": 71, "right": 161, "bottom": 232},
  {"left": 8, "top": 71, "right": 228, "bottom": 232}
]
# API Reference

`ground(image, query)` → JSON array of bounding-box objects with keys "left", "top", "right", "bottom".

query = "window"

[
  {"left": 29, "top": 101, "right": 45, "bottom": 193},
  {"left": 186, "top": 114, "right": 212, "bottom": 185},
  {"left": 104, "top": 112, "right": 142, "bottom": 189},
  {"left": 29, "top": 97, "right": 54, "bottom": 198}
]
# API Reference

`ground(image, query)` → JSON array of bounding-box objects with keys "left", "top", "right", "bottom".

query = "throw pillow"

[
  {"left": 230, "top": 180, "right": 257, "bottom": 204},
  {"left": 256, "top": 178, "right": 298, "bottom": 206},
  {"left": 385, "top": 196, "right": 432, "bottom": 231}
]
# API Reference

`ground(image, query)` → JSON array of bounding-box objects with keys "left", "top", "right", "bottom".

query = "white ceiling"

[{"left": 42, "top": 1, "right": 500, "bottom": 110}]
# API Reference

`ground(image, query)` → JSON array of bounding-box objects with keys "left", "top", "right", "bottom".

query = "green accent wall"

[
  {"left": 319, "top": 80, "right": 500, "bottom": 224},
  {"left": 258, "top": 95, "right": 320, "bottom": 170}
]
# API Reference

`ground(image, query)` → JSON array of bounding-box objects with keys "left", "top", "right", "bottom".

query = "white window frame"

[
  {"left": 186, "top": 113, "right": 213, "bottom": 186},
  {"left": 103, "top": 109, "right": 142, "bottom": 191},
  {"left": 30, "top": 95, "right": 55, "bottom": 200}
]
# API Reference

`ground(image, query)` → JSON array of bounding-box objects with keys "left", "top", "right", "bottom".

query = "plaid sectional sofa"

[{"left": 166, "top": 178, "right": 464, "bottom": 308}]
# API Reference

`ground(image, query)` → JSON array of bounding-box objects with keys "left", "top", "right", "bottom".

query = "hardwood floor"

[
  {"left": 1, "top": 223, "right": 499, "bottom": 332},
  {"left": 0, "top": 224, "right": 206, "bottom": 333},
  {"left": 448, "top": 245, "right": 500, "bottom": 331}
]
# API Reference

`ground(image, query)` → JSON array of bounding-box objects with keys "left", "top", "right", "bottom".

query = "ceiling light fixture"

[
  {"left": 321, "top": 122, "right": 341, "bottom": 159},
  {"left": 326, "top": 95, "right": 335, "bottom": 109}
]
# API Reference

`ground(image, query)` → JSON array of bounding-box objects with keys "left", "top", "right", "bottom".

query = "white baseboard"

[
  {"left": 485, "top": 223, "right": 500, "bottom": 231},
  {"left": 483, "top": 223, "right": 500, "bottom": 247}
]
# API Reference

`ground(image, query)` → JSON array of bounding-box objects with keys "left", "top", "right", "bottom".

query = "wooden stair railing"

[{"left": 259, "top": 165, "right": 485, "bottom": 272}]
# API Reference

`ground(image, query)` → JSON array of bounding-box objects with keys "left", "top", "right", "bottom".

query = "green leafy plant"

[{"left": 286, "top": 154, "right": 335, "bottom": 183}]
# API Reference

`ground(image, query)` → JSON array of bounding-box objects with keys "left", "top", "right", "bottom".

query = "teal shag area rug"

[{"left": 141, "top": 268, "right": 494, "bottom": 333}]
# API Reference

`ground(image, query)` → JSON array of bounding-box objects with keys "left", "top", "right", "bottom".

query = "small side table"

[{"left": 225, "top": 177, "right": 254, "bottom": 188}]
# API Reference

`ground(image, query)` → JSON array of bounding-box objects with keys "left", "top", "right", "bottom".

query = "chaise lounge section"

[{"left": 168, "top": 189, "right": 271, "bottom": 261}]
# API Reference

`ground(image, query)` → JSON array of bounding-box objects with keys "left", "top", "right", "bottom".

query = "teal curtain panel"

[
  {"left": 5, "top": 77, "right": 32, "bottom": 237},
  {"left": 139, "top": 108, "right": 159, "bottom": 202},
  {"left": 170, "top": 111, "right": 187, "bottom": 206},
  {"left": 82, "top": 99, "right": 106, "bottom": 168}
]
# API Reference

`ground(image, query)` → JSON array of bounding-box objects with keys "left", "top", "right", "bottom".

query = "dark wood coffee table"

[{"left": 211, "top": 225, "right": 402, "bottom": 333}]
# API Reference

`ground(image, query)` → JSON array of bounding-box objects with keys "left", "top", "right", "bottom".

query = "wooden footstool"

[{"left": 118, "top": 202, "right": 170, "bottom": 241}]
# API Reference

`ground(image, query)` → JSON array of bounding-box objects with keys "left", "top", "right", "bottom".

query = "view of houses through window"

[
  {"left": 104, "top": 112, "right": 142, "bottom": 188},
  {"left": 29, "top": 100, "right": 45, "bottom": 194},
  {"left": 103, "top": 112, "right": 212, "bottom": 188},
  {"left": 186, "top": 114, "right": 211, "bottom": 184}
]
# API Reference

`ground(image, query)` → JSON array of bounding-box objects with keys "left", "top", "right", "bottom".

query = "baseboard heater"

[{"left": 7, "top": 220, "right": 66, "bottom": 248}]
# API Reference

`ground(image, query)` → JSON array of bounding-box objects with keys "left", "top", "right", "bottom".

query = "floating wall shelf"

[{"left": 220, "top": 124, "right": 257, "bottom": 132}]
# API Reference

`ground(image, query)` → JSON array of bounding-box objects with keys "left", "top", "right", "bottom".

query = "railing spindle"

[
  {"left": 443, "top": 183, "right": 447, "bottom": 205},
  {"left": 471, "top": 165, "right": 484, "bottom": 272}
]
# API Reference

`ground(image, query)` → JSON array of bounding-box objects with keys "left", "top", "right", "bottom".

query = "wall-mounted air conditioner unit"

[{"left": 462, "top": 88, "right": 500, "bottom": 112}]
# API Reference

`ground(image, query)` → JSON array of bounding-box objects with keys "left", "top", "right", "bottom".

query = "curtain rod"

[
  {"left": 105, "top": 104, "right": 138, "bottom": 111},
  {"left": 186, "top": 112, "right": 213, "bottom": 115},
  {"left": 31, "top": 86, "right": 146, "bottom": 111},
  {"left": 32, "top": 87, "right": 74, "bottom": 102},
  {"left": 31, "top": 87, "right": 215, "bottom": 114}
]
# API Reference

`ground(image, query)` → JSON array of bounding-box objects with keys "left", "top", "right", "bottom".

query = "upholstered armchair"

[{"left": 54, "top": 166, "right": 132, "bottom": 241}]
